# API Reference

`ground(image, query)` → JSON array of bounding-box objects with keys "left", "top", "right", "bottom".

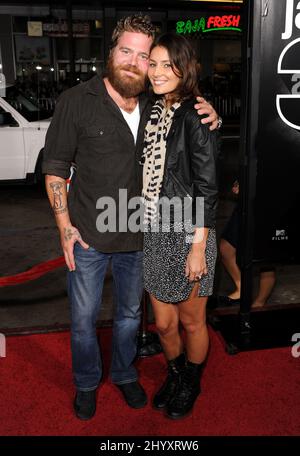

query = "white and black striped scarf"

[{"left": 142, "top": 99, "right": 180, "bottom": 225}]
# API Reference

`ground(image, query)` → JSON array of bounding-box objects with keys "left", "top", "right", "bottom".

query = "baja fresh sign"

[{"left": 176, "top": 15, "right": 241, "bottom": 34}]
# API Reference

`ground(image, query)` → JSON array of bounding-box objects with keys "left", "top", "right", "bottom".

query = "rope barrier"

[
  {"left": 0, "top": 174, "right": 72, "bottom": 287},
  {"left": 0, "top": 256, "right": 66, "bottom": 287}
]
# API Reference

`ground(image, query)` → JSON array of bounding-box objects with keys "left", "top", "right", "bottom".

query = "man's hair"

[
  {"left": 150, "top": 33, "right": 200, "bottom": 102},
  {"left": 110, "top": 14, "right": 156, "bottom": 50}
]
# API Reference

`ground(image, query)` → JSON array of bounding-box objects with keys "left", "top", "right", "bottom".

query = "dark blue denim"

[{"left": 67, "top": 243, "right": 144, "bottom": 391}]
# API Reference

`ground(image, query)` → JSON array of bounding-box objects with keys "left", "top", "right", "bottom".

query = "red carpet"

[{"left": 0, "top": 328, "right": 299, "bottom": 436}]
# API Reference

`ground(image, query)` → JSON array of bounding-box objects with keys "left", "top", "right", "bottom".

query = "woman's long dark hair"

[{"left": 150, "top": 33, "right": 201, "bottom": 103}]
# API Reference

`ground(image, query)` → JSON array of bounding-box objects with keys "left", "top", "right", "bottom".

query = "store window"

[{"left": 12, "top": 15, "right": 104, "bottom": 105}]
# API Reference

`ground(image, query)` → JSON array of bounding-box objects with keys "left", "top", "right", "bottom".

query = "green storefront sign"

[{"left": 176, "top": 15, "right": 242, "bottom": 34}]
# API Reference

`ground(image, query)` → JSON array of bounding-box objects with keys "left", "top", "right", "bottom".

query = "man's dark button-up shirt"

[{"left": 42, "top": 75, "right": 152, "bottom": 253}]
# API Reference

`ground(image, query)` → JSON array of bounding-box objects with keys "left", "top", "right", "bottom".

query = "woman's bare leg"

[
  {"left": 178, "top": 285, "right": 209, "bottom": 363},
  {"left": 252, "top": 271, "right": 276, "bottom": 307},
  {"left": 220, "top": 238, "right": 241, "bottom": 299},
  {"left": 150, "top": 294, "right": 183, "bottom": 360}
]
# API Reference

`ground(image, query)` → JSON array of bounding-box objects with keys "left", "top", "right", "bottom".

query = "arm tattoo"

[
  {"left": 50, "top": 181, "right": 67, "bottom": 215},
  {"left": 64, "top": 227, "right": 81, "bottom": 242}
]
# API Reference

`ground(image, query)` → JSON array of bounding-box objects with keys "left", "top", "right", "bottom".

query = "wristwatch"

[{"left": 217, "top": 116, "right": 223, "bottom": 130}]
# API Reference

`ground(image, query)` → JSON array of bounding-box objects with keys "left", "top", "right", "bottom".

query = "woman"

[
  {"left": 141, "top": 33, "right": 218, "bottom": 419},
  {"left": 219, "top": 180, "right": 276, "bottom": 307}
]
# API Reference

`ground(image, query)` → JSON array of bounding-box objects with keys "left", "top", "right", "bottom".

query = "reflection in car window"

[{"left": 3, "top": 87, "right": 51, "bottom": 122}]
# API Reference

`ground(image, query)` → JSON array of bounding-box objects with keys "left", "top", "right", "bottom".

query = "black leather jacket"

[{"left": 158, "top": 98, "right": 219, "bottom": 228}]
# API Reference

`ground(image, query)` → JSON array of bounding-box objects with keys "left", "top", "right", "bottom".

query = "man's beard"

[{"left": 106, "top": 56, "right": 147, "bottom": 98}]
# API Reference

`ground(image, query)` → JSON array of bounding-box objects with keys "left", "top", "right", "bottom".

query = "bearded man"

[{"left": 42, "top": 14, "right": 220, "bottom": 420}]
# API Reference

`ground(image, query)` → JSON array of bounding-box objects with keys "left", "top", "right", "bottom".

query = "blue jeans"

[{"left": 67, "top": 243, "right": 144, "bottom": 391}]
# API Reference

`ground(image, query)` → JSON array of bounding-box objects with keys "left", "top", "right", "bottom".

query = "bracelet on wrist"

[{"left": 217, "top": 116, "right": 223, "bottom": 130}]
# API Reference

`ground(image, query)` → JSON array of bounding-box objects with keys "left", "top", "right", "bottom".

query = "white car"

[{"left": 0, "top": 86, "right": 51, "bottom": 183}]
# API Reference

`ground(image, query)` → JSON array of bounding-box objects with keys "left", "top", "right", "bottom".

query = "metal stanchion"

[{"left": 137, "top": 290, "right": 162, "bottom": 358}]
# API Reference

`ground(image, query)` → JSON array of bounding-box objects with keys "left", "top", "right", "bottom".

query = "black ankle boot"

[
  {"left": 166, "top": 360, "right": 203, "bottom": 419},
  {"left": 152, "top": 352, "right": 186, "bottom": 410}
]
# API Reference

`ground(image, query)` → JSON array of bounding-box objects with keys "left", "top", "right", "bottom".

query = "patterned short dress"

[
  {"left": 143, "top": 221, "right": 217, "bottom": 303},
  {"left": 142, "top": 99, "right": 217, "bottom": 303}
]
